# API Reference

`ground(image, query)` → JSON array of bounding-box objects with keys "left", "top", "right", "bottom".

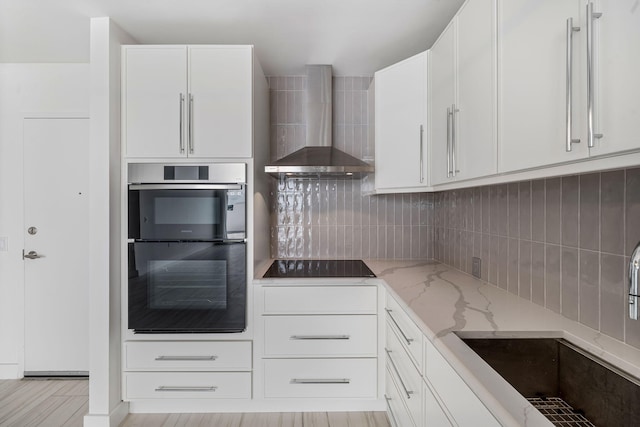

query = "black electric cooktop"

[{"left": 263, "top": 259, "right": 376, "bottom": 278}]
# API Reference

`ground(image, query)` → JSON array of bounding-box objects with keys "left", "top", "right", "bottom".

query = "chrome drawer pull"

[
  {"left": 179, "top": 93, "right": 185, "bottom": 153},
  {"left": 290, "top": 335, "right": 351, "bottom": 340},
  {"left": 155, "top": 386, "right": 217, "bottom": 392},
  {"left": 385, "top": 308, "right": 414, "bottom": 345},
  {"left": 290, "top": 378, "right": 350, "bottom": 384},
  {"left": 155, "top": 355, "right": 218, "bottom": 361},
  {"left": 566, "top": 18, "right": 581, "bottom": 152},
  {"left": 385, "top": 348, "right": 414, "bottom": 400}
]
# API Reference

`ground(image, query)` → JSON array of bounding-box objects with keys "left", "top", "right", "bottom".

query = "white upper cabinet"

[
  {"left": 589, "top": 0, "right": 640, "bottom": 156},
  {"left": 499, "top": 0, "right": 588, "bottom": 172},
  {"left": 431, "top": 0, "right": 497, "bottom": 186},
  {"left": 188, "top": 46, "right": 252, "bottom": 158},
  {"left": 123, "top": 46, "right": 188, "bottom": 158},
  {"left": 374, "top": 51, "right": 428, "bottom": 192},
  {"left": 499, "top": 0, "right": 640, "bottom": 172},
  {"left": 430, "top": 22, "right": 456, "bottom": 186},
  {"left": 123, "top": 45, "right": 253, "bottom": 159}
]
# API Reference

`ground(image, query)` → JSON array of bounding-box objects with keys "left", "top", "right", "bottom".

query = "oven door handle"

[{"left": 129, "top": 184, "right": 243, "bottom": 190}]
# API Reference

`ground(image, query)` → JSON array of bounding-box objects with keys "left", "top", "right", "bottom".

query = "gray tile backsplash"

[
  {"left": 433, "top": 169, "right": 640, "bottom": 350},
  {"left": 269, "top": 75, "right": 434, "bottom": 260},
  {"left": 268, "top": 76, "right": 639, "bottom": 350}
]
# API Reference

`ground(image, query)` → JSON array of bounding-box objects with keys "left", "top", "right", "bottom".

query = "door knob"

[{"left": 23, "top": 250, "right": 43, "bottom": 260}]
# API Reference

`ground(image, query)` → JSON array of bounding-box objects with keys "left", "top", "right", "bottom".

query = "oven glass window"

[
  {"left": 129, "top": 187, "right": 245, "bottom": 241},
  {"left": 128, "top": 241, "right": 246, "bottom": 333},
  {"left": 149, "top": 260, "right": 227, "bottom": 310},
  {"left": 154, "top": 197, "right": 220, "bottom": 225}
]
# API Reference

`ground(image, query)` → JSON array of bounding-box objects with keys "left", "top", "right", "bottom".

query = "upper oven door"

[{"left": 128, "top": 184, "right": 246, "bottom": 241}]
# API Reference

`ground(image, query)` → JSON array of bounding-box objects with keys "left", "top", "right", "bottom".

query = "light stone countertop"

[{"left": 365, "top": 259, "right": 640, "bottom": 427}]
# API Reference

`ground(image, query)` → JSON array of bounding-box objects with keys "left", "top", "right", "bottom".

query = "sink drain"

[{"left": 527, "top": 397, "right": 595, "bottom": 426}]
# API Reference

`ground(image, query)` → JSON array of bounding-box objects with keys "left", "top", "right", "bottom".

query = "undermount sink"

[{"left": 461, "top": 337, "right": 640, "bottom": 427}]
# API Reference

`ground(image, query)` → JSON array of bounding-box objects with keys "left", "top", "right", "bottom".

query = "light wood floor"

[
  {"left": 0, "top": 378, "right": 88, "bottom": 427},
  {"left": 121, "top": 411, "right": 390, "bottom": 427},
  {"left": 0, "top": 379, "right": 389, "bottom": 427}
]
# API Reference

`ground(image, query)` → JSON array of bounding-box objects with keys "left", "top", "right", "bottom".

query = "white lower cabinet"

[
  {"left": 264, "top": 315, "right": 377, "bottom": 357},
  {"left": 385, "top": 323, "right": 423, "bottom": 423},
  {"left": 122, "top": 340, "right": 252, "bottom": 401},
  {"left": 423, "top": 382, "right": 453, "bottom": 426},
  {"left": 425, "top": 339, "right": 500, "bottom": 426},
  {"left": 385, "top": 366, "right": 417, "bottom": 427},
  {"left": 385, "top": 291, "right": 499, "bottom": 426},
  {"left": 262, "top": 285, "right": 377, "bottom": 314},
  {"left": 263, "top": 358, "right": 377, "bottom": 399},
  {"left": 385, "top": 293, "right": 424, "bottom": 372},
  {"left": 256, "top": 283, "right": 380, "bottom": 403},
  {"left": 125, "top": 372, "right": 251, "bottom": 399},
  {"left": 124, "top": 341, "right": 252, "bottom": 371}
]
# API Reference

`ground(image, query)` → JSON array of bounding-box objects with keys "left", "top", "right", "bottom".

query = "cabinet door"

[
  {"left": 499, "top": 0, "right": 587, "bottom": 172},
  {"left": 424, "top": 382, "right": 454, "bottom": 426},
  {"left": 188, "top": 46, "right": 253, "bottom": 158},
  {"left": 425, "top": 340, "right": 500, "bottom": 426},
  {"left": 455, "top": 0, "right": 497, "bottom": 181},
  {"left": 375, "top": 52, "right": 427, "bottom": 191},
  {"left": 123, "top": 46, "right": 188, "bottom": 158},
  {"left": 590, "top": 0, "right": 640, "bottom": 156},
  {"left": 429, "top": 22, "right": 456, "bottom": 186}
]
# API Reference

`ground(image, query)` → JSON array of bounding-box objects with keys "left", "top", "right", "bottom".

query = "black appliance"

[
  {"left": 127, "top": 163, "right": 247, "bottom": 333},
  {"left": 263, "top": 259, "right": 376, "bottom": 278}
]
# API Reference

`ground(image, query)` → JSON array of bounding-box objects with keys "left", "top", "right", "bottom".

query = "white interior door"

[{"left": 23, "top": 118, "right": 89, "bottom": 375}]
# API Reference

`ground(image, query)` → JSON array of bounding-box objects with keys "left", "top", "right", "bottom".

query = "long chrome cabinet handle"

[
  {"left": 155, "top": 386, "right": 217, "bottom": 392},
  {"left": 290, "top": 378, "right": 350, "bottom": 384},
  {"left": 446, "top": 107, "right": 452, "bottom": 177},
  {"left": 586, "top": 2, "right": 603, "bottom": 148},
  {"left": 419, "top": 124, "right": 424, "bottom": 183},
  {"left": 179, "top": 93, "right": 185, "bottom": 154},
  {"left": 451, "top": 104, "right": 459, "bottom": 177},
  {"left": 385, "top": 308, "right": 414, "bottom": 345},
  {"left": 566, "top": 18, "right": 581, "bottom": 152},
  {"left": 155, "top": 355, "right": 218, "bottom": 361},
  {"left": 629, "top": 242, "right": 640, "bottom": 320},
  {"left": 384, "top": 394, "right": 399, "bottom": 427},
  {"left": 188, "top": 93, "right": 194, "bottom": 154},
  {"left": 385, "top": 349, "right": 414, "bottom": 399},
  {"left": 290, "top": 335, "right": 350, "bottom": 340}
]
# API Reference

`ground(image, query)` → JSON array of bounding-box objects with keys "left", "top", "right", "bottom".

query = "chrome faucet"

[{"left": 630, "top": 242, "right": 640, "bottom": 320}]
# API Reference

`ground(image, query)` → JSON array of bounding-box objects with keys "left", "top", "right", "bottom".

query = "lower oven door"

[{"left": 128, "top": 241, "right": 246, "bottom": 333}]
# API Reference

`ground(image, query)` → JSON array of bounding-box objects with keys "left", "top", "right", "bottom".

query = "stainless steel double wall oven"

[{"left": 127, "top": 163, "right": 247, "bottom": 333}]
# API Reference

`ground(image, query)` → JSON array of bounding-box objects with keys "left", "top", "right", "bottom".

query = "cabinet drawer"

[
  {"left": 264, "top": 315, "right": 377, "bottom": 357},
  {"left": 385, "top": 294, "right": 423, "bottom": 372},
  {"left": 124, "top": 372, "right": 251, "bottom": 400},
  {"left": 385, "top": 366, "right": 417, "bottom": 427},
  {"left": 425, "top": 340, "right": 499, "bottom": 426},
  {"left": 263, "top": 286, "right": 377, "bottom": 314},
  {"left": 263, "top": 358, "right": 377, "bottom": 399},
  {"left": 124, "top": 341, "right": 251, "bottom": 371},
  {"left": 385, "top": 323, "right": 422, "bottom": 424}
]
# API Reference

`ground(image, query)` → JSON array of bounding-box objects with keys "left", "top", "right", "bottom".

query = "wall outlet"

[
  {"left": 472, "top": 257, "right": 481, "bottom": 278},
  {"left": 0, "top": 237, "right": 7, "bottom": 252}
]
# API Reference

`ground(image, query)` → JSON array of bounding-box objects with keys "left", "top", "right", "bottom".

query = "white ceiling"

[{"left": 0, "top": 0, "right": 464, "bottom": 76}]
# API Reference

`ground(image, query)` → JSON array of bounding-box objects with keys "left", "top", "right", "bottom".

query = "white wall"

[
  {"left": 0, "top": 64, "right": 89, "bottom": 378},
  {"left": 84, "top": 17, "right": 135, "bottom": 427}
]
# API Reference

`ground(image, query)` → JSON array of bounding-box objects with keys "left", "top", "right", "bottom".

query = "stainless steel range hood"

[{"left": 265, "top": 65, "right": 374, "bottom": 178}]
